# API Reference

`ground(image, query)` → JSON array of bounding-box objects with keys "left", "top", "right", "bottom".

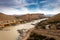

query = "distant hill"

[
  {"left": 47, "top": 13, "right": 60, "bottom": 22},
  {"left": 0, "top": 13, "right": 47, "bottom": 24},
  {"left": 14, "top": 13, "right": 46, "bottom": 21},
  {"left": 0, "top": 12, "right": 16, "bottom": 22}
]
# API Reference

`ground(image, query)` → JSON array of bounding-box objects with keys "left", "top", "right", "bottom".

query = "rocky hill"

[
  {"left": 47, "top": 13, "right": 60, "bottom": 23},
  {"left": 15, "top": 13, "right": 46, "bottom": 22},
  {"left": 0, "top": 13, "right": 16, "bottom": 22},
  {"left": 35, "top": 13, "right": 60, "bottom": 30}
]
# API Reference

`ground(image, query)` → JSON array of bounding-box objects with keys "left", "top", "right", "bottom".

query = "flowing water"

[{"left": 0, "top": 18, "right": 47, "bottom": 40}]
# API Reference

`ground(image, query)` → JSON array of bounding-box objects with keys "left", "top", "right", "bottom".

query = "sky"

[{"left": 0, "top": 0, "right": 60, "bottom": 15}]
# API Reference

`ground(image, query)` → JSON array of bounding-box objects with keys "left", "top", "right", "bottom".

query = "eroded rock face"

[
  {"left": 0, "top": 13, "right": 16, "bottom": 21},
  {"left": 15, "top": 13, "right": 46, "bottom": 22}
]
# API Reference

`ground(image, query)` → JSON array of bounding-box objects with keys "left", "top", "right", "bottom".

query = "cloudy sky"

[{"left": 0, "top": 0, "right": 60, "bottom": 15}]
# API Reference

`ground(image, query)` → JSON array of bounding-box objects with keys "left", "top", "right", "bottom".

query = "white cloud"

[
  {"left": 40, "top": 1, "right": 47, "bottom": 3},
  {"left": 0, "top": 6, "right": 30, "bottom": 15},
  {"left": 0, "top": 6, "right": 59, "bottom": 15},
  {"left": 0, "top": 0, "right": 60, "bottom": 15},
  {"left": 40, "top": 0, "right": 60, "bottom": 14}
]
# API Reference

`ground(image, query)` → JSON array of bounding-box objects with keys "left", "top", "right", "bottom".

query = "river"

[{"left": 0, "top": 18, "right": 47, "bottom": 40}]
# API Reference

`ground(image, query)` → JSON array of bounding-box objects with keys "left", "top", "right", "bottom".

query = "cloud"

[
  {"left": 0, "top": 6, "right": 30, "bottom": 15},
  {"left": 0, "top": 0, "right": 60, "bottom": 9},
  {"left": 0, "top": 0, "right": 15, "bottom": 7},
  {"left": 0, "top": 0, "right": 60, "bottom": 15},
  {"left": 42, "top": 0, "right": 60, "bottom": 9},
  {"left": 0, "top": 0, "right": 36, "bottom": 7}
]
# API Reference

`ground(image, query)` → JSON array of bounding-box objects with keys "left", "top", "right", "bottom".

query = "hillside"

[
  {"left": 47, "top": 13, "right": 60, "bottom": 22},
  {"left": 15, "top": 13, "right": 46, "bottom": 21},
  {"left": 0, "top": 13, "right": 16, "bottom": 22},
  {"left": 35, "top": 13, "right": 60, "bottom": 30}
]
